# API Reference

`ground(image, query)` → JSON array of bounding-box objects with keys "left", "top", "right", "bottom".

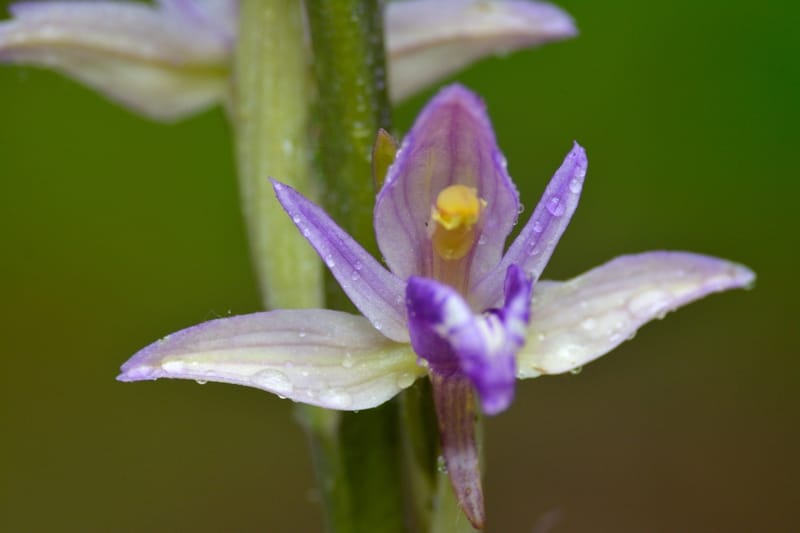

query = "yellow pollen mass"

[
  {"left": 431, "top": 185, "right": 485, "bottom": 230},
  {"left": 430, "top": 185, "right": 487, "bottom": 260}
]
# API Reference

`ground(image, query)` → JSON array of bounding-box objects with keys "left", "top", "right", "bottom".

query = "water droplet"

[
  {"left": 527, "top": 242, "right": 540, "bottom": 256},
  {"left": 569, "top": 366, "right": 583, "bottom": 375},
  {"left": 324, "top": 255, "right": 336, "bottom": 268},
  {"left": 251, "top": 370, "right": 294, "bottom": 395},
  {"left": 195, "top": 379, "right": 207, "bottom": 385},
  {"left": 477, "top": 235, "right": 487, "bottom": 246},
  {"left": 546, "top": 196, "right": 566, "bottom": 216},
  {"left": 373, "top": 321, "right": 382, "bottom": 331},
  {"left": 436, "top": 455, "right": 448, "bottom": 474},
  {"left": 292, "top": 214, "right": 301, "bottom": 223},
  {"left": 350, "top": 270, "right": 360, "bottom": 281},
  {"left": 396, "top": 373, "right": 415, "bottom": 389},
  {"left": 532, "top": 219, "right": 544, "bottom": 233},
  {"left": 301, "top": 227, "right": 311, "bottom": 237},
  {"left": 342, "top": 353, "right": 354, "bottom": 368},
  {"left": 353, "top": 261, "right": 363, "bottom": 271},
  {"left": 298, "top": 331, "right": 307, "bottom": 338},
  {"left": 517, "top": 203, "right": 525, "bottom": 214},
  {"left": 569, "top": 178, "right": 583, "bottom": 194},
  {"left": 319, "top": 389, "right": 353, "bottom": 409},
  {"left": 580, "top": 318, "right": 596, "bottom": 330}
]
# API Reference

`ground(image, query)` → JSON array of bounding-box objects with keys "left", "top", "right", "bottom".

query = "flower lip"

[{"left": 406, "top": 264, "right": 533, "bottom": 416}]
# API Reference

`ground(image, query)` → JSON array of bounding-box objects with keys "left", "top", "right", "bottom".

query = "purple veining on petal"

[
  {"left": 430, "top": 373, "right": 485, "bottom": 529},
  {"left": 387, "top": 0, "right": 578, "bottom": 102},
  {"left": 374, "top": 84, "right": 519, "bottom": 284},
  {"left": 471, "top": 142, "right": 587, "bottom": 309},
  {"left": 0, "top": 1, "right": 229, "bottom": 120},
  {"left": 517, "top": 251, "right": 756, "bottom": 377},
  {"left": 273, "top": 180, "right": 409, "bottom": 343},
  {"left": 118, "top": 309, "right": 422, "bottom": 410}
]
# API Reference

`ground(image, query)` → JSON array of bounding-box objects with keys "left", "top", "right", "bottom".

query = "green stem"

[
  {"left": 232, "top": 0, "right": 323, "bottom": 310},
  {"left": 231, "top": 2, "right": 347, "bottom": 530},
  {"left": 303, "top": 2, "right": 405, "bottom": 533}
]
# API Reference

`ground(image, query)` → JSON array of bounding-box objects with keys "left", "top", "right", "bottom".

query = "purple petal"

[
  {"left": 386, "top": 0, "right": 577, "bottom": 102},
  {"left": 406, "top": 265, "right": 532, "bottom": 415},
  {"left": 273, "top": 180, "right": 409, "bottom": 343},
  {"left": 517, "top": 252, "right": 755, "bottom": 377},
  {"left": 374, "top": 84, "right": 520, "bottom": 286},
  {"left": 406, "top": 275, "right": 470, "bottom": 374},
  {"left": 471, "top": 142, "right": 587, "bottom": 309},
  {"left": 430, "top": 373, "right": 485, "bottom": 529},
  {"left": 119, "top": 309, "right": 423, "bottom": 410},
  {"left": 0, "top": 1, "right": 228, "bottom": 120}
]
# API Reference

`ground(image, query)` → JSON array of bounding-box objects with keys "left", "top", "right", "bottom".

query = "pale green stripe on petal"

[
  {"left": 517, "top": 251, "right": 755, "bottom": 377},
  {"left": 119, "top": 309, "right": 424, "bottom": 410}
]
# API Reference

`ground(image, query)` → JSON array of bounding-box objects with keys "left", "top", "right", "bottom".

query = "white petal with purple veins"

[
  {"left": 386, "top": 0, "right": 577, "bottom": 102},
  {"left": 516, "top": 252, "right": 755, "bottom": 377},
  {"left": 0, "top": 1, "right": 230, "bottom": 120},
  {"left": 118, "top": 309, "right": 423, "bottom": 410}
]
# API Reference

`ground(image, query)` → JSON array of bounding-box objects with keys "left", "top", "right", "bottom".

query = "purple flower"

[
  {"left": 0, "top": 0, "right": 577, "bottom": 120},
  {"left": 119, "top": 85, "right": 754, "bottom": 527}
]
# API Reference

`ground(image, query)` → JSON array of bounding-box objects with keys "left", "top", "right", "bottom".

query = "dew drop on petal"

[
  {"left": 532, "top": 219, "right": 544, "bottom": 233},
  {"left": 195, "top": 379, "right": 207, "bottom": 385},
  {"left": 569, "top": 178, "right": 583, "bottom": 194},
  {"left": 546, "top": 196, "right": 566, "bottom": 216},
  {"left": 298, "top": 332, "right": 307, "bottom": 338},
  {"left": 569, "top": 366, "right": 583, "bottom": 375},
  {"left": 396, "top": 372, "right": 415, "bottom": 390},
  {"left": 324, "top": 255, "right": 336, "bottom": 268},
  {"left": 350, "top": 270, "right": 360, "bottom": 281},
  {"left": 251, "top": 369, "right": 294, "bottom": 395},
  {"left": 319, "top": 389, "right": 353, "bottom": 409},
  {"left": 342, "top": 352, "right": 354, "bottom": 368},
  {"left": 580, "top": 318, "right": 596, "bottom": 331}
]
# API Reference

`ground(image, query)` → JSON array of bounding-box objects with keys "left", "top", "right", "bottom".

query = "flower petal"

[
  {"left": 158, "top": 0, "right": 237, "bottom": 44},
  {"left": 273, "top": 180, "right": 409, "bottom": 343},
  {"left": 407, "top": 265, "right": 532, "bottom": 415},
  {"left": 470, "top": 142, "right": 587, "bottom": 308},
  {"left": 118, "top": 309, "right": 423, "bottom": 410},
  {"left": 0, "top": 1, "right": 229, "bottom": 120},
  {"left": 375, "top": 84, "right": 520, "bottom": 285},
  {"left": 386, "top": 0, "right": 577, "bottom": 102},
  {"left": 517, "top": 252, "right": 756, "bottom": 377},
  {"left": 431, "top": 373, "right": 485, "bottom": 529}
]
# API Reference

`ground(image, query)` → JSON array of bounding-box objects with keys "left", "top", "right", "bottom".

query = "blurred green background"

[{"left": 1, "top": 1, "right": 797, "bottom": 531}]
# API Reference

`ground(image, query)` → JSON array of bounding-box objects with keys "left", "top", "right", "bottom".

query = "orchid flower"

[
  {"left": 119, "top": 84, "right": 754, "bottom": 527},
  {"left": 0, "top": 0, "right": 577, "bottom": 120}
]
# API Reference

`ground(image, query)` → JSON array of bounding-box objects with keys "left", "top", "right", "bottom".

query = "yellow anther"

[
  {"left": 430, "top": 185, "right": 487, "bottom": 260},
  {"left": 431, "top": 185, "right": 485, "bottom": 231}
]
